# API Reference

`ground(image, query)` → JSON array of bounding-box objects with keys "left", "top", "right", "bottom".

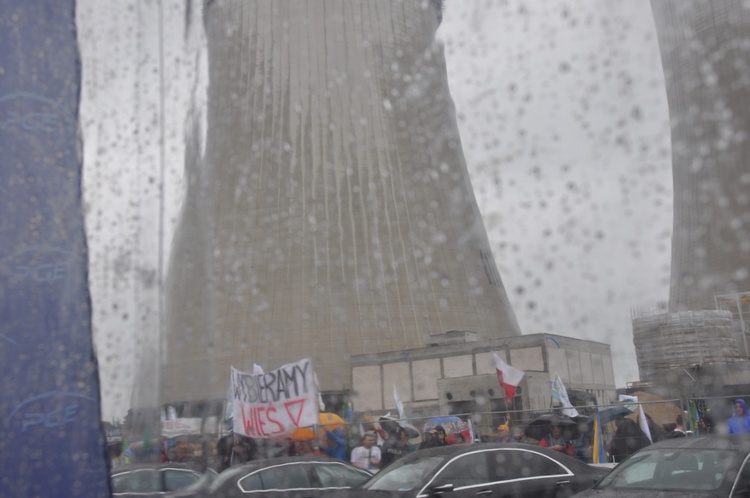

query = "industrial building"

[{"left": 350, "top": 332, "right": 616, "bottom": 432}]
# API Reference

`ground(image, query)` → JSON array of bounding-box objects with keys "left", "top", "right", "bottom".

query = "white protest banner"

[
  {"left": 231, "top": 358, "right": 319, "bottom": 438},
  {"left": 162, "top": 418, "right": 203, "bottom": 438}
]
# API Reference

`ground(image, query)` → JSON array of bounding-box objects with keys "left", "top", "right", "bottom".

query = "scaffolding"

[
  {"left": 631, "top": 310, "right": 742, "bottom": 379},
  {"left": 715, "top": 291, "right": 750, "bottom": 357}
]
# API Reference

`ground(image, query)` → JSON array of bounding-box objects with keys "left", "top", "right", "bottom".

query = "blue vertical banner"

[{"left": 0, "top": 1, "right": 111, "bottom": 496}]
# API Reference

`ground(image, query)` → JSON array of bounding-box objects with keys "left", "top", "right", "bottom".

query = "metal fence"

[{"left": 116, "top": 395, "right": 750, "bottom": 469}]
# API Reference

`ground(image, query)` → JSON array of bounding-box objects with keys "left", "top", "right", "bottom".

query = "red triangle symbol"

[{"left": 284, "top": 399, "right": 307, "bottom": 426}]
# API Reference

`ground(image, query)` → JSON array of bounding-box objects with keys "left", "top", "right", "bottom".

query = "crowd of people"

[
  {"left": 212, "top": 421, "right": 463, "bottom": 473},
  {"left": 117, "top": 398, "right": 750, "bottom": 471}
]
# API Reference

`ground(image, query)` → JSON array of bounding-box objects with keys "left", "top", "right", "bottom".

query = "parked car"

[
  {"left": 199, "top": 456, "right": 372, "bottom": 497},
  {"left": 329, "top": 443, "right": 608, "bottom": 498},
  {"left": 572, "top": 434, "right": 750, "bottom": 497},
  {"left": 111, "top": 463, "right": 205, "bottom": 497}
]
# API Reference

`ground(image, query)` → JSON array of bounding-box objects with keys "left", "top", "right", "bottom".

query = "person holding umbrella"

[
  {"left": 322, "top": 428, "right": 347, "bottom": 460},
  {"left": 380, "top": 426, "right": 410, "bottom": 467},
  {"left": 538, "top": 425, "right": 574, "bottom": 456}
]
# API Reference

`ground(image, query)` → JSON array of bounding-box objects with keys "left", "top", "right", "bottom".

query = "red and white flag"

[{"left": 493, "top": 353, "right": 525, "bottom": 402}]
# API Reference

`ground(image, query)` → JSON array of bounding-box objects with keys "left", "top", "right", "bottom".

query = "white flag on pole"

[
  {"left": 551, "top": 372, "right": 579, "bottom": 418},
  {"left": 393, "top": 384, "right": 405, "bottom": 420},
  {"left": 619, "top": 394, "right": 652, "bottom": 443},
  {"left": 314, "top": 372, "right": 326, "bottom": 411}
]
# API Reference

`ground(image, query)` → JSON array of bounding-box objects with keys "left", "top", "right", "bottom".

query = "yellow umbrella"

[
  {"left": 291, "top": 427, "right": 315, "bottom": 440},
  {"left": 319, "top": 412, "right": 346, "bottom": 431},
  {"left": 317, "top": 412, "right": 346, "bottom": 440}
]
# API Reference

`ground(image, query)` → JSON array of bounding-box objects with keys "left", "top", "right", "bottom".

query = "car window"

[
  {"left": 257, "top": 464, "right": 311, "bottom": 490},
  {"left": 237, "top": 471, "right": 262, "bottom": 491},
  {"left": 491, "top": 449, "right": 571, "bottom": 481},
  {"left": 313, "top": 463, "right": 370, "bottom": 488},
  {"left": 163, "top": 469, "right": 200, "bottom": 492},
  {"left": 599, "top": 449, "right": 730, "bottom": 491},
  {"left": 364, "top": 455, "right": 446, "bottom": 492},
  {"left": 112, "top": 469, "right": 159, "bottom": 494},
  {"left": 431, "top": 452, "right": 490, "bottom": 488}
]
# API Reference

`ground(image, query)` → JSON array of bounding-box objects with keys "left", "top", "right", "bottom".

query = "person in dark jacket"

[
  {"left": 380, "top": 427, "right": 410, "bottom": 467},
  {"left": 419, "top": 425, "right": 448, "bottom": 449},
  {"left": 608, "top": 418, "right": 651, "bottom": 463},
  {"left": 667, "top": 414, "right": 687, "bottom": 438}
]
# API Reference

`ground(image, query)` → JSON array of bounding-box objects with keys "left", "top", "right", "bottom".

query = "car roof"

[
  {"left": 111, "top": 463, "right": 198, "bottom": 474},
  {"left": 399, "top": 442, "right": 589, "bottom": 464},
  {"left": 640, "top": 434, "right": 750, "bottom": 452},
  {"left": 230, "top": 455, "right": 370, "bottom": 472}
]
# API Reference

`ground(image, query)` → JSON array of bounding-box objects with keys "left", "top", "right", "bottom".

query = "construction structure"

[
  {"left": 162, "top": 0, "right": 522, "bottom": 406},
  {"left": 632, "top": 309, "right": 743, "bottom": 378},
  {"left": 629, "top": 1, "right": 750, "bottom": 395}
]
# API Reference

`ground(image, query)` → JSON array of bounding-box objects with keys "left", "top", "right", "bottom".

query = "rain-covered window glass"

[{"left": 2, "top": 0, "right": 750, "bottom": 495}]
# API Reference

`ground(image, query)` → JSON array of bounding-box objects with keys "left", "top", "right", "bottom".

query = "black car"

[
  {"left": 572, "top": 434, "right": 750, "bottom": 498},
  {"left": 111, "top": 463, "right": 205, "bottom": 497},
  {"left": 330, "top": 443, "right": 608, "bottom": 498},
  {"left": 199, "top": 456, "right": 372, "bottom": 497}
]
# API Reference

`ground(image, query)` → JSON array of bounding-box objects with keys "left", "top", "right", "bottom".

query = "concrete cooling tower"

[
  {"left": 630, "top": 1, "right": 750, "bottom": 387},
  {"left": 651, "top": 0, "right": 750, "bottom": 313},
  {"left": 162, "top": 0, "right": 521, "bottom": 403}
]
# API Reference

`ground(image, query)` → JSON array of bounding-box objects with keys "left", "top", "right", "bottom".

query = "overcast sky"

[
  {"left": 438, "top": 0, "right": 672, "bottom": 387},
  {"left": 80, "top": 0, "right": 673, "bottom": 421}
]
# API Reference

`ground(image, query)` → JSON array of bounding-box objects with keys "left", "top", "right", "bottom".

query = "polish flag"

[{"left": 493, "top": 353, "right": 525, "bottom": 402}]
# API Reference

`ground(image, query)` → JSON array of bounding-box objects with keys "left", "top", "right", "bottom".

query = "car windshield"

[
  {"left": 596, "top": 448, "right": 734, "bottom": 492},
  {"left": 362, "top": 455, "right": 446, "bottom": 492}
]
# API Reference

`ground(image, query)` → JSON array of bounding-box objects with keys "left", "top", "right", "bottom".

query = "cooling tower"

[
  {"left": 651, "top": 1, "right": 750, "bottom": 312},
  {"left": 162, "top": 0, "right": 521, "bottom": 403}
]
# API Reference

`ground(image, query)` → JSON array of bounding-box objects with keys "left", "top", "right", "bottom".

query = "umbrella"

[
  {"left": 291, "top": 427, "right": 315, "bottom": 440},
  {"left": 317, "top": 412, "right": 346, "bottom": 440},
  {"left": 401, "top": 423, "right": 421, "bottom": 439},
  {"left": 423, "top": 416, "right": 471, "bottom": 444},
  {"left": 624, "top": 393, "right": 681, "bottom": 427},
  {"left": 587, "top": 406, "right": 633, "bottom": 426},
  {"left": 378, "top": 416, "right": 401, "bottom": 435},
  {"left": 378, "top": 416, "right": 420, "bottom": 438},
  {"left": 319, "top": 412, "right": 345, "bottom": 431},
  {"left": 524, "top": 413, "right": 580, "bottom": 441},
  {"left": 423, "top": 416, "right": 467, "bottom": 436}
]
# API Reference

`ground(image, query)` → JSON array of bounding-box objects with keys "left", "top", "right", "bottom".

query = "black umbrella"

[
  {"left": 378, "top": 416, "right": 420, "bottom": 438},
  {"left": 378, "top": 416, "right": 401, "bottom": 435},
  {"left": 524, "top": 413, "right": 580, "bottom": 441}
]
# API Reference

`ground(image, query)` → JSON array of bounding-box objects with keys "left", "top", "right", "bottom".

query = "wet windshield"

[
  {"left": 597, "top": 449, "right": 734, "bottom": 491},
  {"left": 2, "top": 0, "right": 750, "bottom": 496}
]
